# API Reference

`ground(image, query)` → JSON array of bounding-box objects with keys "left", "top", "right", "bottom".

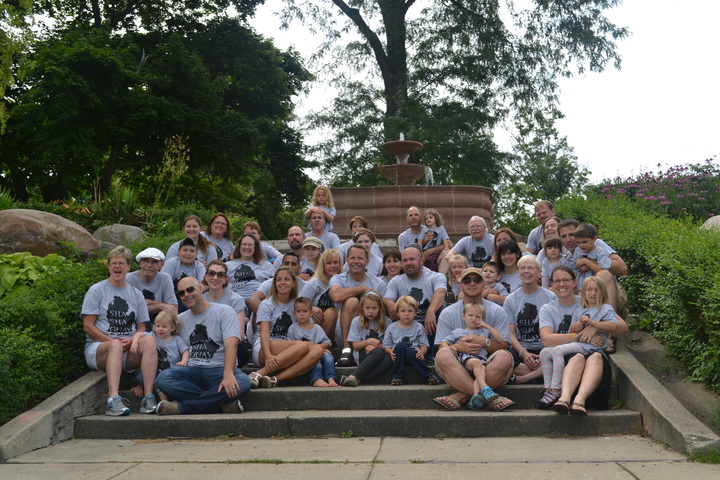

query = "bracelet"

[
  {"left": 519, "top": 348, "right": 526, "bottom": 356},
  {"left": 573, "top": 332, "right": 577, "bottom": 339}
]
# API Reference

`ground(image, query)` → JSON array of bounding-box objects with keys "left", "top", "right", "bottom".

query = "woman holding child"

[
  {"left": 538, "top": 266, "right": 628, "bottom": 414},
  {"left": 250, "top": 267, "right": 324, "bottom": 388}
]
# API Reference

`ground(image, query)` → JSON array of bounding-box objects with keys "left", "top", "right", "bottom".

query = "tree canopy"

[
  {"left": 284, "top": 0, "right": 627, "bottom": 187},
  {"left": 0, "top": 1, "right": 314, "bottom": 237}
]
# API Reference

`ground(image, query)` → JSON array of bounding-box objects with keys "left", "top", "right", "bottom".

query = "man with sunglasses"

[
  {"left": 155, "top": 276, "right": 251, "bottom": 415},
  {"left": 126, "top": 247, "right": 178, "bottom": 328},
  {"left": 433, "top": 267, "right": 515, "bottom": 411}
]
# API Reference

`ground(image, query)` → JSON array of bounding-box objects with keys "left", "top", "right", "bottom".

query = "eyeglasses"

[
  {"left": 206, "top": 271, "right": 227, "bottom": 278},
  {"left": 177, "top": 286, "right": 197, "bottom": 297},
  {"left": 461, "top": 276, "right": 483, "bottom": 284},
  {"left": 552, "top": 278, "right": 573, "bottom": 285}
]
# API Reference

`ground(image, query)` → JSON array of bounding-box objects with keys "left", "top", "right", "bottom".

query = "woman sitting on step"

[
  {"left": 249, "top": 267, "right": 324, "bottom": 388},
  {"left": 538, "top": 266, "right": 628, "bottom": 415}
]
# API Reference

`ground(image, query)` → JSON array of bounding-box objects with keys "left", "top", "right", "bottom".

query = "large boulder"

[
  {"left": 701, "top": 215, "right": 720, "bottom": 230},
  {"left": 0, "top": 209, "right": 101, "bottom": 257},
  {"left": 93, "top": 224, "right": 147, "bottom": 246}
]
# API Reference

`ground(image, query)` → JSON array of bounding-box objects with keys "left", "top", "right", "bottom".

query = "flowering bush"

[{"left": 596, "top": 157, "right": 720, "bottom": 221}]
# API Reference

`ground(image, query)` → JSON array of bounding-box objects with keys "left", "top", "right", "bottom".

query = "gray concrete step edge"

[
  {"left": 610, "top": 345, "right": 720, "bottom": 455},
  {"left": 73, "top": 409, "right": 642, "bottom": 440}
]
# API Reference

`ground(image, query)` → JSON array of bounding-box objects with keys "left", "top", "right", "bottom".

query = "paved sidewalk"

[{"left": 3, "top": 436, "right": 720, "bottom": 479}]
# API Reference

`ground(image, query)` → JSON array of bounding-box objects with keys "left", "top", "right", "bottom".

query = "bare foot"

[
  {"left": 130, "top": 384, "right": 144, "bottom": 397},
  {"left": 327, "top": 378, "right": 339, "bottom": 387},
  {"left": 312, "top": 379, "right": 330, "bottom": 387}
]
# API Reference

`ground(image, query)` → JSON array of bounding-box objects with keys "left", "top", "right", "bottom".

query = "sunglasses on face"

[
  {"left": 461, "top": 276, "right": 483, "bottom": 284},
  {"left": 206, "top": 270, "right": 226, "bottom": 278},
  {"left": 177, "top": 286, "right": 197, "bottom": 297}
]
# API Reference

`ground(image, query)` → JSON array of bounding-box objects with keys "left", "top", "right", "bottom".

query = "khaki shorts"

[{"left": 435, "top": 348, "right": 514, "bottom": 386}]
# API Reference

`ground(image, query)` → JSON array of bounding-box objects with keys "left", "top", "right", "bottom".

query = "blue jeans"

[
  {"left": 156, "top": 365, "right": 250, "bottom": 414},
  {"left": 309, "top": 351, "right": 337, "bottom": 385},
  {"left": 392, "top": 343, "right": 433, "bottom": 380}
]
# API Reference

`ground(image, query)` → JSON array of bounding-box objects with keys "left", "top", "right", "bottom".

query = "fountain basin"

[
  {"left": 331, "top": 185, "right": 494, "bottom": 239},
  {"left": 376, "top": 163, "right": 427, "bottom": 186}
]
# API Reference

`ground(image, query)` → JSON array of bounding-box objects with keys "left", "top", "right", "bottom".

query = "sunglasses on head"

[
  {"left": 461, "top": 276, "right": 483, "bottom": 284},
  {"left": 177, "top": 285, "right": 196, "bottom": 297},
  {"left": 206, "top": 270, "right": 226, "bottom": 278}
]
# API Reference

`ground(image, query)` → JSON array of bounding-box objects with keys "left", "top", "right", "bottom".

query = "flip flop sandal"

[
  {"left": 260, "top": 375, "right": 278, "bottom": 388},
  {"left": 486, "top": 395, "right": 515, "bottom": 412},
  {"left": 570, "top": 403, "right": 588, "bottom": 416},
  {"left": 433, "top": 396, "right": 462, "bottom": 411}
]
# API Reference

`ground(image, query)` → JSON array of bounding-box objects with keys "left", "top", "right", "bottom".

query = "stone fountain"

[{"left": 330, "top": 137, "right": 494, "bottom": 240}]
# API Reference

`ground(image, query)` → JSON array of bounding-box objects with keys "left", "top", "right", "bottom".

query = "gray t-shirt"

[
  {"left": 154, "top": 333, "right": 189, "bottom": 370},
  {"left": 299, "top": 277, "right": 337, "bottom": 311},
  {"left": 383, "top": 321, "right": 429, "bottom": 350},
  {"left": 328, "top": 271, "right": 387, "bottom": 299},
  {"left": 126, "top": 271, "right": 177, "bottom": 308},
  {"left": 398, "top": 227, "right": 428, "bottom": 251},
  {"left": 199, "top": 231, "right": 234, "bottom": 261},
  {"left": 256, "top": 297, "right": 296, "bottom": 342},
  {"left": 203, "top": 288, "right": 246, "bottom": 315},
  {"left": 571, "top": 303, "right": 618, "bottom": 351},
  {"left": 340, "top": 240, "right": 383, "bottom": 263},
  {"left": 423, "top": 226, "right": 450, "bottom": 251},
  {"left": 226, "top": 259, "right": 274, "bottom": 301},
  {"left": 435, "top": 299, "right": 510, "bottom": 346},
  {"left": 500, "top": 271, "right": 522, "bottom": 295},
  {"left": 178, "top": 302, "right": 239, "bottom": 368},
  {"left": 343, "top": 254, "right": 383, "bottom": 277},
  {"left": 538, "top": 296, "right": 581, "bottom": 336},
  {"left": 385, "top": 269, "right": 446, "bottom": 323},
  {"left": 453, "top": 234, "right": 496, "bottom": 268},
  {"left": 573, "top": 243, "right": 613, "bottom": 289},
  {"left": 305, "top": 231, "right": 341, "bottom": 250},
  {"left": 526, "top": 224, "right": 544, "bottom": 253},
  {"left": 503, "top": 287, "right": 557, "bottom": 351},
  {"left": 288, "top": 323, "right": 331, "bottom": 346},
  {"left": 347, "top": 316, "right": 389, "bottom": 364},
  {"left": 82, "top": 280, "right": 150, "bottom": 343}
]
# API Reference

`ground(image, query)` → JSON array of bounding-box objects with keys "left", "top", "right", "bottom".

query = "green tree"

[
  {"left": 494, "top": 109, "right": 589, "bottom": 232},
  {"left": 285, "top": 0, "right": 627, "bottom": 186},
  {"left": 0, "top": 0, "right": 34, "bottom": 132}
]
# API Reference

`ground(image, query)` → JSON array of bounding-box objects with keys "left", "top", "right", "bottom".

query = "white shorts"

[{"left": 84, "top": 341, "right": 133, "bottom": 372}]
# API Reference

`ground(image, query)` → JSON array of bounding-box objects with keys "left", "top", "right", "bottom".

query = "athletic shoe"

[
  {"left": 157, "top": 400, "right": 180, "bottom": 415},
  {"left": 337, "top": 348, "right": 354, "bottom": 367},
  {"left": 139, "top": 394, "right": 158, "bottom": 414},
  {"left": 221, "top": 399, "right": 244, "bottom": 413},
  {"left": 106, "top": 395, "right": 130, "bottom": 417}
]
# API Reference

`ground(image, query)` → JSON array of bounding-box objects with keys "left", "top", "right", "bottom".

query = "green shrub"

[
  {"left": 0, "top": 257, "right": 107, "bottom": 425},
  {"left": 557, "top": 195, "right": 720, "bottom": 391}
]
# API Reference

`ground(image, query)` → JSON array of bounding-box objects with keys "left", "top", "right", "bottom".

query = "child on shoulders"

[{"left": 305, "top": 186, "right": 336, "bottom": 233}]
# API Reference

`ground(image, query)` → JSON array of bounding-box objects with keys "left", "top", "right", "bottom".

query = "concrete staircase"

[{"left": 74, "top": 366, "right": 642, "bottom": 439}]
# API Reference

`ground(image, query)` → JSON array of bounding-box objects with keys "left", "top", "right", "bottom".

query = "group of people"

[{"left": 82, "top": 189, "right": 628, "bottom": 417}]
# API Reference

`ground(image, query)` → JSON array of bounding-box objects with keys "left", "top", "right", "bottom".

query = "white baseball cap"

[{"left": 136, "top": 247, "right": 165, "bottom": 262}]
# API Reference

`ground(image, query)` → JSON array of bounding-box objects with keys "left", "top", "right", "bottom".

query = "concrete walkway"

[{"left": 3, "top": 436, "right": 720, "bottom": 479}]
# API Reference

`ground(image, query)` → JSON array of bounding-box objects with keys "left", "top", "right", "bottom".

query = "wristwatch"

[{"left": 485, "top": 338, "right": 491, "bottom": 347}]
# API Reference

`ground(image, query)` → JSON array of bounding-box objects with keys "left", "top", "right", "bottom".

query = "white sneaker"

[
  {"left": 140, "top": 394, "right": 158, "bottom": 414},
  {"left": 106, "top": 395, "right": 130, "bottom": 416}
]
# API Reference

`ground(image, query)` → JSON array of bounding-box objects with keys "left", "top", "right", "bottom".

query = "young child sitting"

[
  {"left": 305, "top": 185, "right": 336, "bottom": 232},
  {"left": 383, "top": 296, "right": 441, "bottom": 386},
  {"left": 130, "top": 310, "right": 189, "bottom": 402},
  {"left": 540, "top": 236, "right": 575, "bottom": 288},
  {"left": 287, "top": 297, "right": 338, "bottom": 387},
  {"left": 538, "top": 276, "right": 618, "bottom": 413},
  {"left": 440, "top": 302, "right": 510, "bottom": 411},
  {"left": 340, "top": 290, "right": 393, "bottom": 387},
  {"left": 420, "top": 209, "right": 452, "bottom": 271},
  {"left": 572, "top": 223, "right": 612, "bottom": 290},
  {"left": 479, "top": 261, "right": 509, "bottom": 305}
]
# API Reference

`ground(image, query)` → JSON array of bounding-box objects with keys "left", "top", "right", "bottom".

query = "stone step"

[
  {"left": 74, "top": 408, "right": 641, "bottom": 439},
  {"left": 118, "top": 384, "right": 600, "bottom": 412}
]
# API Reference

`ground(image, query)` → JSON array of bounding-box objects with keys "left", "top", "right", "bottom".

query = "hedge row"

[
  {"left": 0, "top": 257, "right": 106, "bottom": 424},
  {"left": 557, "top": 196, "right": 720, "bottom": 391}
]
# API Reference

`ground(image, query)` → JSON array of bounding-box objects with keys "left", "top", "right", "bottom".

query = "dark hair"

[
  {"left": 492, "top": 240, "right": 522, "bottom": 273},
  {"left": 558, "top": 218, "right": 580, "bottom": 231},
  {"left": 348, "top": 243, "right": 368, "bottom": 259},
  {"left": 551, "top": 265, "right": 576, "bottom": 282},
  {"left": 481, "top": 260, "right": 501, "bottom": 274},
  {"left": 294, "top": 296, "right": 312, "bottom": 309},
  {"left": 206, "top": 213, "right": 233, "bottom": 241},
  {"left": 232, "top": 233, "right": 265, "bottom": 264},
  {"left": 348, "top": 215, "right": 369, "bottom": 230},
  {"left": 381, "top": 249, "right": 403, "bottom": 276},
  {"left": 574, "top": 223, "right": 598, "bottom": 240},
  {"left": 542, "top": 235, "right": 563, "bottom": 250},
  {"left": 183, "top": 215, "right": 213, "bottom": 256},
  {"left": 204, "top": 260, "right": 229, "bottom": 288}
]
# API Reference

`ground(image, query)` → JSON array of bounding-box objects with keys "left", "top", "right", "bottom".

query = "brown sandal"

[
  {"left": 605, "top": 335, "right": 617, "bottom": 354},
  {"left": 570, "top": 402, "right": 587, "bottom": 416},
  {"left": 552, "top": 400, "right": 570, "bottom": 414}
]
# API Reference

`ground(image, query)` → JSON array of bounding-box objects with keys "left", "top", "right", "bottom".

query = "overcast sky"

[{"left": 250, "top": 0, "right": 720, "bottom": 184}]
